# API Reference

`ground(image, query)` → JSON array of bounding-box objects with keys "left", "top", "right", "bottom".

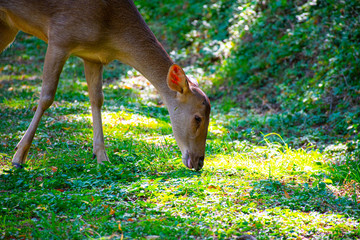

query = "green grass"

[{"left": 1, "top": 33, "right": 359, "bottom": 239}]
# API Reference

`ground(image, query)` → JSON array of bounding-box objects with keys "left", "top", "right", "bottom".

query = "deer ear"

[{"left": 167, "top": 64, "right": 189, "bottom": 94}]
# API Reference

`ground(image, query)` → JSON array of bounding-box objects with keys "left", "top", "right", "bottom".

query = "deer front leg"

[
  {"left": 12, "top": 44, "right": 68, "bottom": 167},
  {"left": 84, "top": 60, "right": 109, "bottom": 164}
]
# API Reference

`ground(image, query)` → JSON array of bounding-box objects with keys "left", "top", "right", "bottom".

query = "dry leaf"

[
  {"left": 284, "top": 190, "right": 290, "bottom": 199},
  {"left": 51, "top": 166, "right": 58, "bottom": 172},
  {"left": 91, "top": 196, "right": 95, "bottom": 202},
  {"left": 109, "top": 208, "right": 115, "bottom": 215}
]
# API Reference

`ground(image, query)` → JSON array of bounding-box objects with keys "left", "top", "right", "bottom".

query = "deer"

[{"left": 0, "top": 0, "right": 211, "bottom": 171}]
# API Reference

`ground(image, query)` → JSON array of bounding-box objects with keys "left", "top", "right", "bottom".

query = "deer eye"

[{"left": 194, "top": 115, "right": 202, "bottom": 124}]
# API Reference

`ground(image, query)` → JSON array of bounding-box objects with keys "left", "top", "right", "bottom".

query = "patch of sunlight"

[
  {"left": 102, "top": 111, "right": 163, "bottom": 128},
  {"left": 261, "top": 133, "right": 325, "bottom": 178},
  {"left": 209, "top": 120, "right": 227, "bottom": 137},
  {"left": 140, "top": 134, "right": 176, "bottom": 145},
  {"left": 66, "top": 113, "right": 91, "bottom": 122},
  {"left": 206, "top": 138, "right": 326, "bottom": 180},
  {"left": 101, "top": 111, "right": 172, "bottom": 140},
  {"left": 0, "top": 74, "right": 40, "bottom": 81},
  {"left": 265, "top": 145, "right": 324, "bottom": 178}
]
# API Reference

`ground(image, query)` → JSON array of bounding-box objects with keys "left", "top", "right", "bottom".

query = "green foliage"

[
  {"left": 1, "top": 1, "right": 360, "bottom": 239},
  {"left": 211, "top": 0, "right": 360, "bottom": 140},
  {"left": 136, "top": 0, "right": 237, "bottom": 70}
]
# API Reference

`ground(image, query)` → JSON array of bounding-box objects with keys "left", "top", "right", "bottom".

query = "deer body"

[{"left": 0, "top": 0, "right": 210, "bottom": 170}]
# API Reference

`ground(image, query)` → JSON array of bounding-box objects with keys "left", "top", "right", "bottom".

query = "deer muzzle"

[{"left": 183, "top": 152, "right": 204, "bottom": 171}]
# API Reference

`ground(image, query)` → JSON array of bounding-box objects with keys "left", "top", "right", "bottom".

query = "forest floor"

[{"left": 1, "top": 34, "right": 359, "bottom": 239}]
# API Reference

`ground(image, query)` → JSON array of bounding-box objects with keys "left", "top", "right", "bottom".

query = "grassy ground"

[{"left": 1, "top": 33, "right": 360, "bottom": 240}]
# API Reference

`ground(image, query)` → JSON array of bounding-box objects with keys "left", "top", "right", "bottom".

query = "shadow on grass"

[{"left": 250, "top": 178, "right": 360, "bottom": 218}]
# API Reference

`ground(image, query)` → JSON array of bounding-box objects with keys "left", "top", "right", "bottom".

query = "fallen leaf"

[
  {"left": 91, "top": 196, "right": 95, "bottom": 202},
  {"left": 56, "top": 189, "right": 65, "bottom": 192},
  {"left": 127, "top": 218, "right": 134, "bottom": 222},
  {"left": 287, "top": 163, "right": 293, "bottom": 171},
  {"left": 207, "top": 185, "right": 220, "bottom": 192},
  {"left": 118, "top": 222, "right": 122, "bottom": 231},
  {"left": 90, "top": 224, "right": 98, "bottom": 229},
  {"left": 284, "top": 190, "right": 290, "bottom": 199},
  {"left": 51, "top": 166, "right": 58, "bottom": 172},
  {"left": 109, "top": 208, "right": 115, "bottom": 215}
]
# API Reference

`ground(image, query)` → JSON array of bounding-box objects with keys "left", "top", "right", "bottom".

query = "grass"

[{"left": 1, "top": 34, "right": 360, "bottom": 240}]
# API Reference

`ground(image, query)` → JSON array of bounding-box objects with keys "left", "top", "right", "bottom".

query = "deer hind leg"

[
  {"left": 84, "top": 60, "right": 109, "bottom": 164},
  {"left": 12, "top": 44, "right": 68, "bottom": 168}
]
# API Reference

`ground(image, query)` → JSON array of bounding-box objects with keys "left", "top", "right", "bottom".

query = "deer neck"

[
  {"left": 128, "top": 47, "right": 177, "bottom": 108},
  {"left": 115, "top": 36, "right": 177, "bottom": 109},
  {"left": 108, "top": 0, "right": 178, "bottom": 109}
]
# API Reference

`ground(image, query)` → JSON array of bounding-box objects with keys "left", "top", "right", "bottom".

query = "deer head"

[{"left": 166, "top": 64, "right": 211, "bottom": 171}]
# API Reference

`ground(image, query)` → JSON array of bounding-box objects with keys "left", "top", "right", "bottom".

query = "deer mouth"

[
  {"left": 182, "top": 152, "right": 205, "bottom": 171},
  {"left": 183, "top": 152, "right": 193, "bottom": 169}
]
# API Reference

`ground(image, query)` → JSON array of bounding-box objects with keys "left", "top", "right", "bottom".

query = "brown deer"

[{"left": 0, "top": 0, "right": 211, "bottom": 171}]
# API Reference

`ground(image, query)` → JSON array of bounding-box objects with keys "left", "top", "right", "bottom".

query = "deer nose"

[{"left": 195, "top": 156, "right": 204, "bottom": 171}]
